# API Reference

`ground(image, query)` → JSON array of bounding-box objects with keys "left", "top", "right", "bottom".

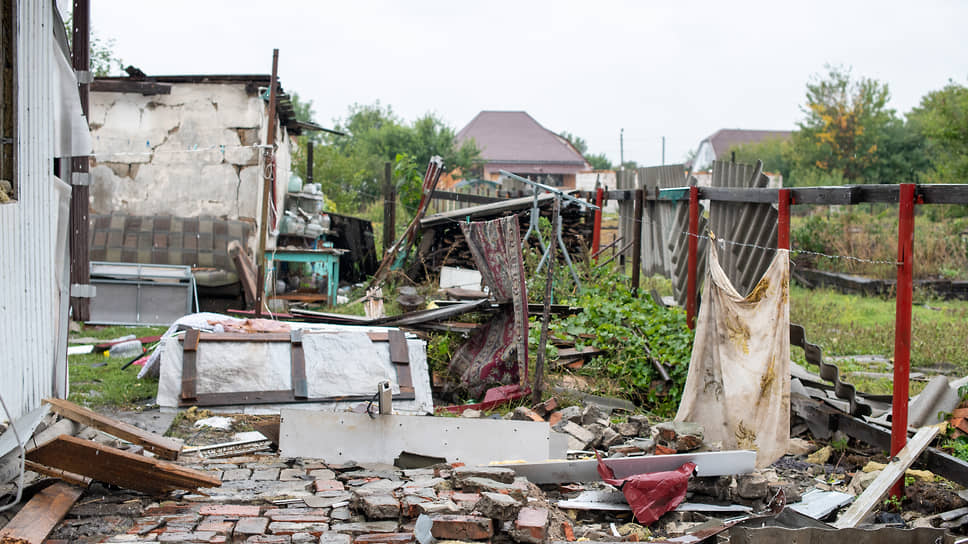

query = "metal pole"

[
  {"left": 592, "top": 188, "right": 604, "bottom": 261},
  {"left": 306, "top": 141, "right": 314, "bottom": 184},
  {"left": 661, "top": 136, "right": 666, "bottom": 166},
  {"left": 534, "top": 197, "right": 560, "bottom": 404},
  {"left": 891, "top": 183, "right": 916, "bottom": 498},
  {"left": 686, "top": 186, "right": 699, "bottom": 329},
  {"left": 383, "top": 161, "right": 395, "bottom": 256},
  {"left": 631, "top": 189, "right": 643, "bottom": 295},
  {"left": 620, "top": 128, "right": 625, "bottom": 169},
  {"left": 777, "top": 189, "right": 791, "bottom": 250},
  {"left": 255, "top": 49, "right": 280, "bottom": 317},
  {"left": 69, "top": 0, "right": 91, "bottom": 321}
]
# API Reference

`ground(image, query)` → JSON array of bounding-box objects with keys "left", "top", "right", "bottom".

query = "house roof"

[
  {"left": 702, "top": 129, "right": 792, "bottom": 158},
  {"left": 456, "top": 111, "right": 589, "bottom": 168}
]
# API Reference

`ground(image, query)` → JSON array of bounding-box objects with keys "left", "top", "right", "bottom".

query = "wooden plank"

[
  {"left": 833, "top": 426, "right": 940, "bottom": 528},
  {"left": 0, "top": 482, "right": 84, "bottom": 544},
  {"left": 290, "top": 330, "right": 307, "bottom": 399},
  {"left": 43, "top": 398, "right": 183, "bottom": 460},
  {"left": 920, "top": 184, "right": 968, "bottom": 205},
  {"left": 90, "top": 79, "right": 171, "bottom": 95},
  {"left": 387, "top": 330, "right": 413, "bottom": 391},
  {"left": 183, "top": 390, "right": 417, "bottom": 407},
  {"left": 430, "top": 190, "right": 502, "bottom": 205},
  {"left": 228, "top": 240, "right": 257, "bottom": 307},
  {"left": 181, "top": 328, "right": 199, "bottom": 401},
  {"left": 26, "top": 435, "right": 221, "bottom": 496},
  {"left": 367, "top": 331, "right": 389, "bottom": 342},
  {"left": 23, "top": 460, "right": 92, "bottom": 487}
]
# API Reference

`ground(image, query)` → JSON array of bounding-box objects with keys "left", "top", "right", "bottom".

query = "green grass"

[
  {"left": 790, "top": 285, "right": 968, "bottom": 394},
  {"left": 68, "top": 324, "right": 166, "bottom": 408}
]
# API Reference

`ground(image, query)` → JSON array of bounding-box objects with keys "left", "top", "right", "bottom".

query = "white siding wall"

[{"left": 0, "top": 0, "right": 70, "bottom": 422}]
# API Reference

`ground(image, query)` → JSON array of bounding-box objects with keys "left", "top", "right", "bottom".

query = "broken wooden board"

[
  {"left": 279, "top": 410, "right": 562, "bottom": 466},
  {"left": 23, "top": 460, "right": 92, "bottom": 487},
  {"left": 43, "top": 398, "right": 183, "bottom": 460},
  {"left": 834, "top": 425, "right": 940, "bottom": 528},
  {"left": 503, "top": 450, "right": 757, "bottom": 484},
  {"left": 26, "top": 435, "right": 221, "bottom": 495},
  {"left": 0, "top": 481, "right": 83, "bottom": 544}
]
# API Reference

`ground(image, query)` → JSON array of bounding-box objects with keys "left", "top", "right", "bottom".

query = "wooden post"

[
  {"left": 778, "top": 188, "right": 791, "bottom": 250},
  {"left": 383, "top": 161, "right": 395, "bottom": 256},
  {"left": 686, "top": 186, "right": 699, "bottom": 329},
  {"left": 534, "top": 197, "right": 560, "bottom": 404},
  {"left": 891, "top": 183, "right": 916, "bottom": 498},
  {"left": 592, "top": 187, "right": 604, "bottom": 261},
  {"left": 631, "top": 188, "right": 643, "bottom": 295},
  {"left": 255, "top": 49, "right": 280, "bottom": 317},
  {"left": 69, "top": 0, "right": 91, "bottom": 321}
]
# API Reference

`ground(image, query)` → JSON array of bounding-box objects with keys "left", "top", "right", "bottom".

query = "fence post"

[
  {"left": 631, "top": 189, "right": 644, "bottom": 295},
  {"left": 778, "top": 189, "right": 791, "bottom": 250},
  {"left": 891, "top": 183, "right": 917, "bottom": 498},
  {"left": 383, "top": 162, "right": 395, "bottom": 256},
  {"left": 592, "top": 188, "right": 604, "bottom": 261},
  {"left": 686, "top": 186, "right": 699, "bottom": 329}
]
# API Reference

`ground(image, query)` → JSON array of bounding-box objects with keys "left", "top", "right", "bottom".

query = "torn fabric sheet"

[
  {"left": 449, "top": 216, "right": 528, "bottom": 397},
  {"left": 596, "top": 452, "right": 695, "bottom": 525},
  {"left": 675, "top": 245, "right": 790, "bottom": 468}
]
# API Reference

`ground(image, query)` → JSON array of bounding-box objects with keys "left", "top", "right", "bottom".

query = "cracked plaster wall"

[{"left": 89, "top": 83, "right": 291, "bottom": 247}]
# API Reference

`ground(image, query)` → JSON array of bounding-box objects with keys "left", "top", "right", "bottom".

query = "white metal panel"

[{"left": 0, "top": 1, "right": 70, "bottom": 422}]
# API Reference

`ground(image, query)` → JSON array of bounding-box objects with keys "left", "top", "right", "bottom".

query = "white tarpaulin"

[{"left": 676, "top": 245, "right": 790, "bottom": 468}]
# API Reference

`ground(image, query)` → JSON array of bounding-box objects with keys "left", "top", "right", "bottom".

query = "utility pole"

[
  {"left": 255, "top": 49, "right": 280, "bottom": 317},
  {"left": 306, "top": 141, "right": 314, "bottom": 184},
  {"left": 69, "top": 0, "right": 92, "bottom": 321},
  {"left": 662, "top": 136, "right": 666, "bottom": 166},
  {"left": 620, "top": 128, "right": 624, "bottom": 170}
]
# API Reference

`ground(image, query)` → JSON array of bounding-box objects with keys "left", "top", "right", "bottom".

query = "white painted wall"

[
  {"left": 89, "top": 83, "right": 291, "bottom": 246},
  {"left": 0, "top": 1, "right": 72, "bottom": 422},
  {"left": 575, "top": 170, "right": 618, "bottom": 213}
]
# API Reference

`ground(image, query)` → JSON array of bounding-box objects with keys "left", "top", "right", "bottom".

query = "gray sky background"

[{"left": 81, "top": 1, "right": 968, "bottom": 168}]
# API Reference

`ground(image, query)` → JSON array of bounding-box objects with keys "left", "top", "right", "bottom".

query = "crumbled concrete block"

[
  {"left": 319, "top": 533, "right": 352, "bottom": 544},
  {"left": 315, "top": 480, "right": 346, "bottom": 492},
  {"left": 455, "top": 478, "right": 527, "bottom": 501},
  {"left": 511, "top": 407, "right": 545, "bottom": 422},
  {"left": 329, "top": 521, "right": 400, "bottom": 536},
  {"left": 267, "top": 522, "right": 329, "bottom": 536},
  {"left": 613, "top": 422, "right": 640, "bottom": 437},
  {"left": 200, "top": 505, "right": 261, "bottom": 517},
  {"left": 291, "top": 533, "right": 316, "bottom": 544},
  {"left": 264, "top": 508, "right": 330, "bottom": 523},
  {"left": 583, "top": 423, "right": 606, "bottom": 448},
  {"left": 428, "top": 514, "right": 493, "bottom": 540},
  {"left": 417, "top": 500, "right": 461, "bottom": 515},
  {"left": 531, "top": 397, "right": 559, "bottom": 417},
  {"left": 402, "top": 495, "right": 432, "bottom": 517},
  {"left": 253, "top": 468, "right": 282, "bottom": 481},
  {"left": 353, "top": 479, "right": 404, "bottom": 496},
  {"left": 473, "top": 492, "right": 521, "bottom": 521},
  {"left": 309, "top": 469, "right": 337, "bottom": 480},
  {"left": 557, "top": 406, "right": 582, "bottom": 423},
  {"left": 628, "top": 415, "right": 651, "bottom": 435},
  {"left": 736, "top": 473, "right": 769, "bottom": 500},
  {"left": 580, "top": 405, "right": 609, "bottom": 426},
  {"left": 453, "top": 466, "right": 516, "bottom": 485},
  {"left": 553, "top": 422, "right": 595, "bottom": 449},
  {"left": 279, "top": 469, "right": 307, "bottom": 481},
  {"left": 331, "top": 507, "right": 352, "bottom": 521},
  {"left": 655, "top": 421, "right": 704, "bottom": 452},
  {"left": 510, "top": 507, "right": 548, "bottom": 543},
  {"left": 363, "top": 495, "right": 401, "bottom": 520},
  {"left": 197, "top": 518, "right": 235, "bottom": 535},
  {"left": 599, "top": 427, "right": 624, "bottom": 449}
]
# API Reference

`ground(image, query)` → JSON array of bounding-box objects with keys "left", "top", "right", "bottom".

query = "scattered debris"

[{"left": 0, "top": 482, "right": 84, "bottom": 544}]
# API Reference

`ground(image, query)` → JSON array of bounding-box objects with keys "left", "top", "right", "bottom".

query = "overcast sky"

[{"left": 79, "top": 1, "right": 967, "bottom": 167}]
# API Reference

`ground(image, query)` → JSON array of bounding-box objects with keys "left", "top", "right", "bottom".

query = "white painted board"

[
  {"left": 503, "top": 450, "right": 757, "bottom": 484},
  {"left": 440, "top": 266, "right": 482, "bottom": 290},
  {"left": 279, "top": 410, "right": 558, "bottom": 465}
]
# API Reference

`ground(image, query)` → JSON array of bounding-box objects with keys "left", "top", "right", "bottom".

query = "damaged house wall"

[
  {"left": 88, "top": 78, "right": 292, "bottom": 251},
  {"left": 0, "top": 1, "right": 75, "bottom": 421}
]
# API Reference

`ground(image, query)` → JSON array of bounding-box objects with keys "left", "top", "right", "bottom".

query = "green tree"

[
  {"left": 908, "top": 80, "right": 968, "bottom": 183},
  {"left": 728, "top": 137, "right": 795, "bottom": 182},
  {"left": 559, "top": 131, "right": 588, "bottom": 154},
  {"left": 64, "top": 14, "right": 123, "bottom": 76},
  {"left": 560, "top": 130, "right": 614, "bottom": 169},
  {"left": 586, "top": 153, "right": 612, "bottom": 170},
  {"left": 793, "top": 65, "right": 898, "bottom": 183}
]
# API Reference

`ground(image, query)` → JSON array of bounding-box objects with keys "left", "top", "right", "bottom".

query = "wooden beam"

[
  {"left": 90, "top": 79, "right": 171, "bottom": 95},
  {"left": 23, "top": 460, "right": 92, "bottom": 487},
  {"left": 833, "top": 426, "right": 940, "bottom": 528},
  {"left": 26, "top": 435, "right": 221, "bottom": 496},
  {"left": 43, "top": 398, "right": 183, "bottom": 460},
  {"left": 290, "top": 330, "right": 307, "bottom": 399},
  {"left": 181, "top": 328, "right": 199, "bottom": 401},
  {"left": 0, "top": 482, "right": 84, "bottom": 544}
]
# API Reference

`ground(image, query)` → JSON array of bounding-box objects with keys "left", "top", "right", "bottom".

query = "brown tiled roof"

[
  {"left": 705, "top": 129, "right": 792, "bottom": 158},
  {"left": 457, "top": 111, "right": 589, "bottom": 167}
]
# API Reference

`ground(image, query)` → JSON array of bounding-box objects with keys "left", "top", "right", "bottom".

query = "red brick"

[
  {"left": 514, "top": 507, "right": 548, "bottom": 543},
  {"left": 143, "top": 504, "right": 197, "bottom": 517},
  {"left": 197, "top": 518, "right": 236, "bottom": 535},
  {"left": 314, "top": 479, "right": 345, "bottom": 492},
  {"left": 246, "top": 536, "right": 291, "bottom": 544},
  {"left": 264, "top": 508, "right": 330, "bottom": 523},
  {"left": 562, "top": 520, "right": 575, "bottom": 541},
  {"left": 654, "top": 444, "right": 676, "bottom": 455},
  {"left": 429, "top": 514, "right": 493, "bottom": 541},
  {"left": 354, "top": 533, "right": 415, "bottom": 544},
  {"left": 199, "top": 504, "right": 261, "bottom": 517},
  {"left": 547, "top": 412, "right": 563, "bottom": 427},
  {"left": 235, "top": 517, "right": 270, "bottom": 535}
]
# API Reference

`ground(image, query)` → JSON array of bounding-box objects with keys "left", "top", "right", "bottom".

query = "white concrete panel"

[{"left": 279, "top": 411, "right": 556, "bottom": 466}]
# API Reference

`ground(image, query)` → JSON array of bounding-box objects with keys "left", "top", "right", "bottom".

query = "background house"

[
  {"left": 0, "top": 1, "right": 87, "bottom": 423},
  {"left": 456, "top": 111, "right": 591, "bottom": 189},
  {"left": 691, "top": 129, "right": 792, "bottom": 172}
]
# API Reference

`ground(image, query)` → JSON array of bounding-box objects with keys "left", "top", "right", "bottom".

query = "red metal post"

[
  {"left": 686, "top": 186, "right": 699, "bottom": 329},
  {"left": 592, "top": 188, "right": 604, "bottom": 261},
  {"left": 777, "top": 189, "right": 791, "bottom": 250},
  {"left": 890, "top": 183, "right": 916, "bottom": 498}
]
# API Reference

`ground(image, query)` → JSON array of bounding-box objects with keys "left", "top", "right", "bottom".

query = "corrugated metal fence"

[{"left": 0, "top": 1, "right": 72, "bottom": 421}]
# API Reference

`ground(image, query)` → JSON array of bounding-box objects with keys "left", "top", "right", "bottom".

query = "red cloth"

[{"left": 596, "top": 453, "right": 696, "bottom": 525}]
